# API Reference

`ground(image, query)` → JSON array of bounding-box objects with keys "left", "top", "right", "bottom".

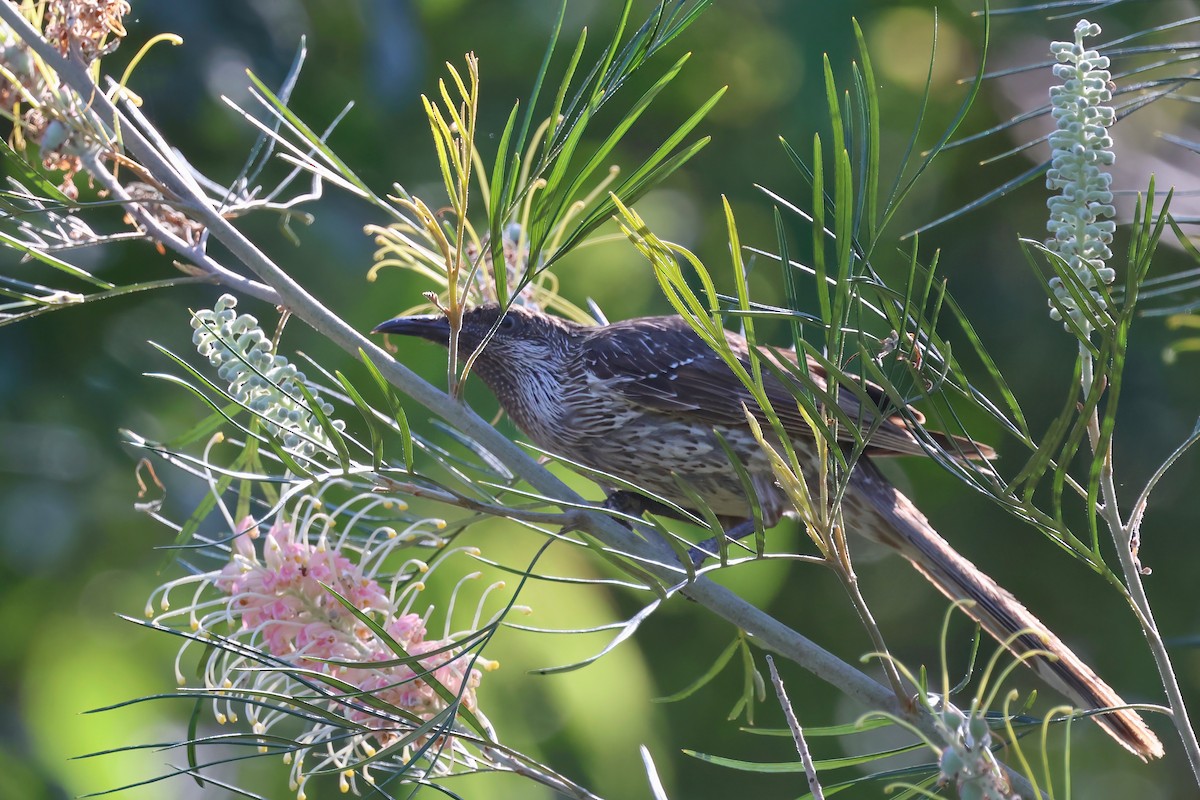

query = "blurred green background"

[{"left": 3, "top": 1, "right": 1199, "bottom": 798}]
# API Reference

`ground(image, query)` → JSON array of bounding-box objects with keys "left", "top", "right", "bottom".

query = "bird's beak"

[{"left": 371, "top": 313, "right": 451, "bottom": 344}]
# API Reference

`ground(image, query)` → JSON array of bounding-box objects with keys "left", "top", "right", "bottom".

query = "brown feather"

[{"left": 583, "top": 315, "right": 995, "bottom": 462}]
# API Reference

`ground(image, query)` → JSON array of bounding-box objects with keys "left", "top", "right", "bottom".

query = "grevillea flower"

[
  {"left": 191, "top": 294, "right": 345, "bottom": 458},
  {"left": 213, "top": 515, "right": 484, "bottom": 726},
  {"left": 1045, "top": 20, "right": 1117, "bottom": 333},
  {"left": 147, "top": 485, "right": 513, "bottom": 799},
  {"left": 0, "top": 1, "right": 130, "bottom": 198},
  {"left": 935, "top": 702, "right": 1017, "bottom": 800}
]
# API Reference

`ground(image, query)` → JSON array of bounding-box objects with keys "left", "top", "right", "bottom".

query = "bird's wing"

[{"left": 581, "top": 317, "right": 990, "bottom": 460}]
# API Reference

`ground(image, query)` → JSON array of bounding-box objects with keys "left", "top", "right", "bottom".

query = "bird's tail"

[{"left": 849, "top": 459, "right": 1164, "bottom": 760}]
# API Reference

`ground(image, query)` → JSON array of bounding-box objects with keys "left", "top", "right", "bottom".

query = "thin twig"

[
  {"left": 372, "top": 474, "right": 588, "bottom": 526},
  {"left": 830, "top": 542, "right": 911, "bottom": 705},
  {"left": 639, "top": 745, "right": 671, "bottom": 800},
  {"left": 77, "top": 151, "right": 279, "bottom": 305},
  {"left": 1081, "top": 344, "right": 1200, "bottom": 781},
  {"left": 766, "top": 655, "right": 826, "bottom": 800},
  {"left": 484, "top": 747, "right": 604, "bottom": 800}
]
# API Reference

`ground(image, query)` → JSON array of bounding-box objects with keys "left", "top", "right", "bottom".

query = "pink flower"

[
  {"left": 211, "top": 514, "right": 483, "bottom": 747},
  {"left": 386, "top": 613, "right": 426, "bottom": 643}
]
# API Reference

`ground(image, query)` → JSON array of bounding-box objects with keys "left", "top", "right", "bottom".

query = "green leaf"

[
  {"left": 360, "top": 349, "right": 414, "bottom": 470},
  {"left": 740, "top": 716, "right": 895, "bottom": 737},
  {"left": 165, "top": 403, "right": 244, "bottom": 450},
  {"left": 293, "top": 380, "right": 349, "bottom": 468},
  {"left": 148, "top": 340, "right": 326, "bottom": 464},
  {"left": 653, "top": 636, "right": 741, "bottom": 703},
  {"left": 185, "top": 699, "right": 204, "bottom": 789},
  {"left": 163, "top": 465, "right": 229, "bottom": 561},
  {"left": 897, "top": 7, "right": 993, "bottom": 235},
  {"left": 683, "top": 741, "right": 927, "bottom": 772},
  {"left": 809, "top": 132, "right": 831, "bottom": 326},
  {"left": 0, "top": 137, "right": 73, "bottom": 203},
  {"left": 0, "top": 276, "right": 220, "bottom": 329},
  {"left": 245, "top": 70, "right": 374, "bottom": 199},
  {"left": 260, "top": 426, "right": 316, "bottom": 481},
  {"left": 551, "top": 131, "right": 714, "bottom": 265},
  {"left": 713, "top": 430, "right": 766, "bottom": 555},
  {"left": 543, "top": 27, "right": 589, "bottom": 160},
  {"left": 852, "top": 19, "right": 881, "bottom": 243},
  {"left": 0, "top": 229, "right": 114, "bottom": 290},
  {"left": 335, "top": 370, "right": 383, "bottom": 471},
  {"left": 532, "top": 599, "right": 664, "bottom": 675},
  {"left": 487, "top": 100, "right": 522, "bottom": 301},
  {"left": 553, "top": 51, "right": 693, "bottom": 224}
]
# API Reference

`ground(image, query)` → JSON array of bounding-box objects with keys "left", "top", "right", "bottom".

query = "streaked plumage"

[{"left": 373, "top": 303, "right": 1163, "bottom": 760}]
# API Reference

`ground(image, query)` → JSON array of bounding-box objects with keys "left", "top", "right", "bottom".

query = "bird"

[{"left": 373, "top": 302, "right": 1163, "bottom": 760}]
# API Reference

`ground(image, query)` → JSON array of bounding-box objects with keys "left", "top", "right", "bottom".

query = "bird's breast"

[
  {"left": 487, "top": 368, "right": 575, "bottom": 451},
  {"left": 551, "top": 402, "right": 788, "bottom": 520}
]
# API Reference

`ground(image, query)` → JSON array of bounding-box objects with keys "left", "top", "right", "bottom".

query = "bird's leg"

[
  {"left": 602, "top": 491, "right": 723, "bottom": 567},
  {"left": 601, "top": 490, "right": 693, "bottom": 523},
  {"left": 600, "top": 490, "right": 648, "bottom": 521},
  {"left": 604, "top": 491, "right": 769, "bottom": 568},
  {"left": 688, "top": 517, "right": 760, "bottom": 566}
]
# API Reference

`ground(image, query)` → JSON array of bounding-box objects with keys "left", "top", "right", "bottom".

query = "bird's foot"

[
  {"left": 688, "top": 518, "right": 760, "bottom": 567},
  {"left": 559, "top": 492, "right": 650, "bottom": 535},
  {"left": 600, "top": 490, "right": 655, "bottom": 522}
]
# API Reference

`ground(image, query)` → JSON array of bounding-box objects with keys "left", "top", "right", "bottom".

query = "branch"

[
  {"left": 77, "top": 150, "right": 279, "bottom": 305},
  {"left": 1081, "top": 348, "right": 1200, "bottom": 782},
  {"left": 767, "top": 655, "right": 825, "bottom": 800}
]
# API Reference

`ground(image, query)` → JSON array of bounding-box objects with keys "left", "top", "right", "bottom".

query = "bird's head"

[
  {"left": 372, "top": 303, "right": 577, "bottom": 374},
  {"left": 373, "top": 304, "right": 580, "bottom": 429}
]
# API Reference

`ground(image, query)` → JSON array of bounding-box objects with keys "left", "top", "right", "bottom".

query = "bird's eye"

[{"left": 498, "top": 314, "right": 517, "bottom": 331}]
